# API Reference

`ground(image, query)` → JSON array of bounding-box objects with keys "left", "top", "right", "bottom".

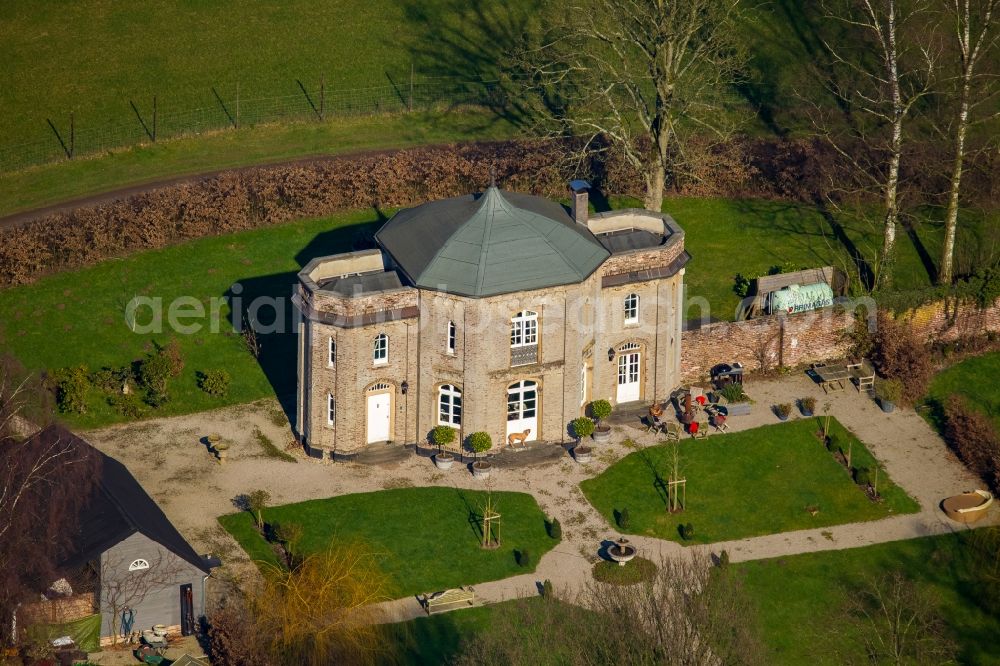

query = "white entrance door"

[
  {"left": 617, "top": 352, "right": 641, "bottom": 403},
  {"left": 507, "top": 380, "right": 538, "bottom": 442},
  {"left": 366, "top": 392, "right": 391, "bottom": 443}
]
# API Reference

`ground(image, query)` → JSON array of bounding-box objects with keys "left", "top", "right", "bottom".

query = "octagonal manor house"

[{"left": 292, "top": 183, "right": 689, "bottom": 459}]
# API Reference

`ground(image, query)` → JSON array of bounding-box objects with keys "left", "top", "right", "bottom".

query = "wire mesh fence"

[{"left": 0, "top": 76, "right": 504, "bottom": 174}]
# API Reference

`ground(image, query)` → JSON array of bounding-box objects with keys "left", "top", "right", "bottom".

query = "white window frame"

[
  {"left": 510, "top": 310, "right": 538, "bottom": 348},
  {"left": 373, "top": 333, "right": 388, "bottom": 365},
  {"left": 447, "top": 321, "right": 456, "bottom": 355},
  {"left": 128, "top": 559, "right": 150, "bottom": 572},
  {"left": 580, "top": 365, "right": 587, "bottom": 406},
  {"left": 438, "top": 384, "right": 462, "bottom": 426},
  {"left": 624, "top": 293, "right": 639, "bottom": 325},
  {"left": 328, "top": 337, "right": 336, "bottom": 366},
  {"left": 327, "top": 394, "right": 336, "bottom": 425}
]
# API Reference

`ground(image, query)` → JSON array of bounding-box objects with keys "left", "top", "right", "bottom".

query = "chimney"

[{"left": 569, "top": 179, "right": 590, "bottom": 226}]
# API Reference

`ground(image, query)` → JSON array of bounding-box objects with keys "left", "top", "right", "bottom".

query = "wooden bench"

[
  {"left": 848, "top": 360, "right": 875, "bottom": 394},
  {"left": 422, "top": 586, "right": 476, "bottom": 615}
]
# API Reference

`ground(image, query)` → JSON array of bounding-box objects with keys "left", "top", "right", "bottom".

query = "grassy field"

[
  {"left": 26, "top": 614, "right": 101, "bottom": 653},
  {"left": 580, "top": 419, "right": 918, "bottom": 544},
  {"left": 0, "top": 196, "right": 988, "bottom": 429},
  {"left": 218, "top": 487, "right": 557, "bottom": 598},
  {"left": 0, "top": 110, "right": 512, "bottom": 217},
  {"left": 739, "top": 531, "right": 1000, "bottom": 664},
  {"left": 923, "top": 351, "right": 1000, "bottom": 432}
]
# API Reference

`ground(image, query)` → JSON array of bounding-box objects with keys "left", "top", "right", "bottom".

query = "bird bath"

[{"left": 608, "top": 537, "right": 637, "bottom": 567}]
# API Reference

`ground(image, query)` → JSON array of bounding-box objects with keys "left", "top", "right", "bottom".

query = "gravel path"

[{"left": 84, "top": 373, "right": 996, "bottom": 624}]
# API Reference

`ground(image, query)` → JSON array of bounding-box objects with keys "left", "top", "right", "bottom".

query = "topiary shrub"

[
  {"left": 615, "top": 507, "right": 631, "bottom": 530},
  {"left": 52, "top": 365, "right": 90, "bottom": 414},
  {"left": 854, "top": 466, "right": 871, "bottom": 487},
  {"left": 681, "top": 523, "right": 695, "bottom": 540},
  {"left": 467, "top": 431, "right": 492, "bottom": 455},
  {"left": 547, "top": 517, "right": 562, "bottom": 540},
  {"left": 570, "top": 416, "right": 595, "bottom": 441},
  {"left": 516, "top": 549, "right": 532, "bottom": 568},
  {"left": 198, "top": 369, "right": 231, "bottom": 397},
  {"left": 826, "top": 433, "right": 842, "bottom": 454},
  {"left": 718, "top": 550, "right": 730, "bottom": 567},
  {"left": 430, "top": 425, "right": 457, "bottom": 448},
  {"left": 589, "top": 399, "right": 613, "bottom": 425},
  {"left": 542, "top": 579, "right": 554, "bottom": 598}
]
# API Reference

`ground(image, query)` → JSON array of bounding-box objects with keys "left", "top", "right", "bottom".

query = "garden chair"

[
  {"left": 664, "top": 422, "right": 682, "bottom": 441},
  {"left": 848, "top": 360, "right": 875, "bottom": 394}
]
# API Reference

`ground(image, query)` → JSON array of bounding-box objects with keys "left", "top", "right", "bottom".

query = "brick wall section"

[
  {"left": 19, "top": 593, "right": 97, "bottom": 625},
  {"left": 681, "top": 296, "right": 1000, "bottom": 382}
]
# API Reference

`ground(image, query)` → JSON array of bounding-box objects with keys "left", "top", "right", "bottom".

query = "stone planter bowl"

[
  {"left": 878, "top": 398, "right": 896, "bottom": 413},
  {"left": 434, "top": 453, "right": 455, "bottom": 470},
  {"left": 472, "top": 461, "right": 492, "bottom": 479},
  {"left": 574, "top": 445, "right": 593, "bottom": 463},
  {"left": 592, "top": 426, "right": 612, "bottom": 443}
]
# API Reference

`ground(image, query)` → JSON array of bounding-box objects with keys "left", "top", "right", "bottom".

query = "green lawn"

[
  {"left": 580, "top": 418, "right": 918, "bottom": 544},
  {"left": 739, "top": 531, "right": 1000, "bottom": 665},
  {"left": 27, "top": 613, "right": 101, "bottom": 653},
  {"left": 0, "top": 110, "right": 513, "bottom": 218},
  {"left": 923, "top": 351, "right": 1000, "bottom": 432},
  {"left": 218, "top": 487, "right": 558, "bottom": 597}
]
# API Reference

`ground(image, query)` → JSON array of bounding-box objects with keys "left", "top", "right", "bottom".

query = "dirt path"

[
  {"left": 0, "top": 142, "right": 468, "bottom": 230},
  {"left": 83, "top": 373, "right": 995, "bottom": 624}
]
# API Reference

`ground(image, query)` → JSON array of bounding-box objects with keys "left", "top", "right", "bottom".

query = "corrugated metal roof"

[{"left": 375, "top": 188, "right": 610, "bottom": 298}]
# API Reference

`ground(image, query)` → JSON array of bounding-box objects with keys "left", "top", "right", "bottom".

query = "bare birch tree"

[
  {"left": 815, "top": 0, "right": 938, "bottom": 290},
  {"left": 938, "top": 0, "right": 999, "bottom": 284},
  {"left": 509, "top": 0, "right": 749, "bottom": 212}
]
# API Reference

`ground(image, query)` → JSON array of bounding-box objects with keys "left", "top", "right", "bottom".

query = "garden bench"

[
  {"left": 847, "top": 360, "right": 875, "bottom": 394},
  {"left": 422, "top": 586, "right": 477, "bottom": 615}
]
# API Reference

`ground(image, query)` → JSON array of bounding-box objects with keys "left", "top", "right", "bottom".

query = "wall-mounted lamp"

[
  {"left": 608, "top": 348, "right": 616, "bottom": 362},
  {"left": 401, "top": 381, "right": 409, "bottom": 395}
]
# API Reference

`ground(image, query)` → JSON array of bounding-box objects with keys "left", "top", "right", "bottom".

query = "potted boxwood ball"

[
  {"left": 799, "top": 396, "right": 816, "bottom": 417},
  {"left": 874, "top": 378, "right": 903, "bottom": 413},
  {"left": 467, "top": 431, "right": 493, "bottom": 478},
  {"left": 589, "top": 399, "right": 613, "bottom": 442},
  {"left": 570, "top": 416, "right": 595, "bottom": 463},
  {"left": 430, "top": 425, "right": 456, "bottom": 470}
]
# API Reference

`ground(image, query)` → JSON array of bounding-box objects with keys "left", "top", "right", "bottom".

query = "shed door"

[
  {"left": 179, "top": 583, "right": 194, "bottom": 636},
  {"left": 366, "top": 392, "right": 391, "bottom": 443}
]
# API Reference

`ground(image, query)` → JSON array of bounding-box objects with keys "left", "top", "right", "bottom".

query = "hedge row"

[{"left": 1, "top": 135, "right": 996, "bottom": 287}]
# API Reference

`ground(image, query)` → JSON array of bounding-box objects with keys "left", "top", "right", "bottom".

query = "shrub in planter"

[
  {"left": 775, "top": 403, "right": 792, "bottom": 420},
  {"left": 616, "top": 507, "right": 631, "bottom": 530},
  {"left": 874, "top": 378, "right": 903, "bottom": 411},
  {"left": 430, "top": 425, "right": 457, "bottom": 449},
  {"left": 719, "top": 383, "right": 749, "bottom": 403},
  {"left": 198, "top": 369, "right": 231, "bottom": 397},
  {"left": 547, "top": 517, "right": 562, "bottom": 540},
  {"left": 590, "top": 399, "right": 613, "bottom": 426},
  {"left": 570, "top": 416, "right": 595, "bottom": 441},
  {"left": 800, "top": 396, "right": 816, "bottom": 416},
  {"left": 467, "top": 431, "right": 493, "bottom": 455}
]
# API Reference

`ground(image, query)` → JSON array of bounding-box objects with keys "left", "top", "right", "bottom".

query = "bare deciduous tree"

[
  {"left": 510, "top": 0, "right": 750, "bottom": 212},
  {"left": 456, "top": 552, "right": 765, "bottom": 665},
  {"left": 813, "top": 0, "right": 939, "bottom": 290},
  {"left": 938, "top": 0, "right": 999, "bottom": 284},
  {"left": 839, "top": 571, "right": 956, "bottom": 664},
  {"left": 99, "top": 551, "right": 186, "bottom": 645}
]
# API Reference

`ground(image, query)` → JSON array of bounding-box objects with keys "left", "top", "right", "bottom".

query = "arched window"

[
  {"left": 438, "top": 384, "right": 462, "bottom": 426},
  {"left": 128, "top": 559, "right": 150, "bottom": 572},
  {"left": 510, "top": 311, "right": 538, "bottom": 348},
  {"left": 624, "top": 293, "right": 639, "bottom": 324},
  {"left": 446, "top": 321, "right": 456, "bottom": 355},
  {"left": 373, "top": 333, "right": 388, "bottom": 365}
]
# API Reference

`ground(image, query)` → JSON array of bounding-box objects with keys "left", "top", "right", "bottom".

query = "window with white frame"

[
  {"left": 128, "top": 559, "right": 150, "bottom": 571},
  {"left": 624, "top": 293, "right": 639, "bottom": 325},
  {"left": 373, "top": 333, "right": 388, "bottom": 365},
  {"left": 327, "top": 394, "right": 336, "bottom": 425},
  {"left": 447, "top": 321, "right": 456, "bottom": 355},
  {"left": 438, "top": 384, "right": 462, "bottom": 426},
  {"left": 510, "top": 310, "right": 538, "bottom": 347},
  {"left": 328, "top": 337, "right": 336, "bottom": 366}
]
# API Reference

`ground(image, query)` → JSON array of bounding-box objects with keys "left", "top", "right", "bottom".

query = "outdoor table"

[{"left": 815, "top": 364, "right": 850, "bottom": 392}]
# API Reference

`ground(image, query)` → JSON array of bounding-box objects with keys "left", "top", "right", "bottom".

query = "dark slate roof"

[
  {"left": 597, "top": 228, "right": 666, "bottom": 254},
  {"left": 318, "top": 271, "right": 402, "bottom": 296},
  {"left": 30, "top": 425, "right": 212, "bottom": 573},
  {"left": 375, "top": 187, "right": 610, "bottom": 298}
]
